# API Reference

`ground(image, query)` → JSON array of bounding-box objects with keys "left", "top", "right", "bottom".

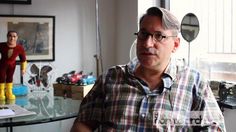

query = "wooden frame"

[
  {"left": 0, "top": 15, "right": 55, "bottom": 62},
  {"left": 0, "top": 0, "right": 31, "bottom": 4}
]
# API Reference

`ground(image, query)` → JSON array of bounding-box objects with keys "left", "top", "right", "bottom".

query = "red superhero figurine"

[{"left": 0, "top": 31, "right": 27, "bottom": 100}]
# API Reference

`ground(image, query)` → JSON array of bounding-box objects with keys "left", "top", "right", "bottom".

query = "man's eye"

[{"left": 154, "top": 33, "right": 162, "bottom": 39}]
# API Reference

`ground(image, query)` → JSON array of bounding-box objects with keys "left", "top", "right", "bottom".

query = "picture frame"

[
  {"left": 0, "top": 0, "right": 31, "bottom": 4},
  {"left": 0, "top": 15, "right": 55, "bottom": 62}
]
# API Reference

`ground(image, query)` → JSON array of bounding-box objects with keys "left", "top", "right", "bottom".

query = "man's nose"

[{"left": 143, "top": 36, "right": 155, "bottom": 48}]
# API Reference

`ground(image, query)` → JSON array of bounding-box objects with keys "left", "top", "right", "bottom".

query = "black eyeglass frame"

[{"left": 134, "top": 31, "right": 177, "bottom": 42}]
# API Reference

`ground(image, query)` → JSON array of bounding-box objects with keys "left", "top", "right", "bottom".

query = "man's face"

[
  {"left": 136, "top": 15, "right": 180, "bottom": 70},
  {"left": 7, "top": 32, "right": 18, "bottom": 45}
]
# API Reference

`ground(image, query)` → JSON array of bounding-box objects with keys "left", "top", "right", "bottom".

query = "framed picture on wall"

[
  {"left": 0, "top": 15, "right": 55, "bottom": 62},
  {"left": 0, "top": 0, "right": 31, "bottom": 4}
]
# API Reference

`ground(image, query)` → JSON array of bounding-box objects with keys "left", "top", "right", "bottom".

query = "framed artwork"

[
  {"left": 0, "top": 0, "right": 31, "bottom": 4},
  {"left": 0, "top": 15, "right": 55, "bottom": 62}
]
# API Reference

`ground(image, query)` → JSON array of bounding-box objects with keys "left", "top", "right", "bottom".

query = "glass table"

[{"left": 0, "top": 90, "right": 81, "bottom": 132}]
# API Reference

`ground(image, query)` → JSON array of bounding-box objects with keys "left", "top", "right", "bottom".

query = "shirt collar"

[
  {"left": 163, "top": 59, "right": 177, "bottom": 81},
  {"left": 128, "top": 58, "right": 177, "bottom": 77},
  {"left": 127, "top": 58, "right": 178, "bottom": 90}
]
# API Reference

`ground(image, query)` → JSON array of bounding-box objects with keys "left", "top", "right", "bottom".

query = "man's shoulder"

[
  {"left": 106, "top": 65, "right": 126, "bottom": 74},
  {"left": 176, "top": 66, "right": 203, "bottom": 83},
  {"left": 179, "top": 66, "right": 201, "bottom": 75},
  {"left": 102, "top": 64, "right": 127, "bottom": 79}
]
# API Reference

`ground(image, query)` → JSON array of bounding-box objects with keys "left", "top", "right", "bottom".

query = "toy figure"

[
  {"left": 77, "top": 72, "right": 96, "bottom": 86},
  {"left": 28, "top": 64, "right": 52, "bottom": 87},
  {"left": 56, "top": 71, "right": 83, "bottom": 85},
  {"left": 0, "top": 31, "right": 27, "bottom": 100}
]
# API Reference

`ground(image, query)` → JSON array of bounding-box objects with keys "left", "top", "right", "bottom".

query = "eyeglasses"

[{"left": 134, "top": 31, "right": 176, "bottom": 42}]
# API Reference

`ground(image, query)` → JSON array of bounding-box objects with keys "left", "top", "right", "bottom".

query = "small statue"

[{"left": 0, "top": 31, "right": 27, "bottom": 100}]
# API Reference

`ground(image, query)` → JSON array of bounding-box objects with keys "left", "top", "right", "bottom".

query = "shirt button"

[{"left": 141, "top": 113, "right": 146, "bottom": 118}]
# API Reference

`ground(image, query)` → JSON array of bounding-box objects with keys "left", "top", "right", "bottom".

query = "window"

[
  {"left": 138, "top": 0, "right": 158, "bottom": 21},
  {"left": 171, "top": 0, "right": 236, "bottom": 82}
]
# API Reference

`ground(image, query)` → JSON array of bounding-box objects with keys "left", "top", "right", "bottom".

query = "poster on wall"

[{"left": 0, "top": 15, "right": 55, "bottom": 62}]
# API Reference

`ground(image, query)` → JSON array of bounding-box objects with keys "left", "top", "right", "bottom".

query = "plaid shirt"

[{"left": 77, "top": 59, "right": 226, "bottom": 132}]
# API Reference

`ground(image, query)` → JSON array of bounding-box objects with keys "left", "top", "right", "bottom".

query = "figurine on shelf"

[
  {"left": 77, "top": 72, "right": 96, "bottom": 86},
  {"left": 0, "top": 31, "right": 27, "bottom": 100},
  {"left": 28, "top": 64, "right": 53, "bottom": 88}
]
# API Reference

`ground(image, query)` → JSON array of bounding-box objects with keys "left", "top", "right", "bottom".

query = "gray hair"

[{"left": 139, "top": 7, "right": 180, "bottom": 35}]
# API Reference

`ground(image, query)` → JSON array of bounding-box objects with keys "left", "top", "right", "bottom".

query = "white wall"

[
  {"left": 97, "top": 0, "right": 117, "bottom": 71},
  {"left": 116, "top": 0, "right": 137, "bottom": 65}
]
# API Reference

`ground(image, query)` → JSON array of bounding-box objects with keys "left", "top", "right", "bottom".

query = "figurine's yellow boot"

[
  {"left": 6, "top": 83, "right": 15, "bottom": 100},
  {"left": 6, "top": 99, "right": 15, "bottom": 104},
  {"left": 0, "top": 83, "right": 6, "bottom": 100},
  {"left": 0, "top": 100, "right": 5, "bottom": 105}
]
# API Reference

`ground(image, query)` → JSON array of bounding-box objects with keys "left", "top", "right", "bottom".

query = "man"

[
  {"left": 71, "top": 7, "right": 226, "bottom": 131},
  {"left": 0, "top": 31, "right": 27, "bottom": 100}
]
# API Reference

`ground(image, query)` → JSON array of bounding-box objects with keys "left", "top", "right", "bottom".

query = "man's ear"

[{"left": 172, "top": 37, "right": 180, "bottom": 53}]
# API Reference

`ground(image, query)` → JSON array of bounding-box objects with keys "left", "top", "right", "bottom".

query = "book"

[
  {"left": 0, "top": 106, "right": 15, "bottom": 117},
  {"left": 0, "top": 104, "right": 36, "bottom": 119}
]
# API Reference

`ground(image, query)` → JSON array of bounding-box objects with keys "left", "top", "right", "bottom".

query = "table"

[{"left": 0, "top": 90, "right": 81, "bottom": 132}]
